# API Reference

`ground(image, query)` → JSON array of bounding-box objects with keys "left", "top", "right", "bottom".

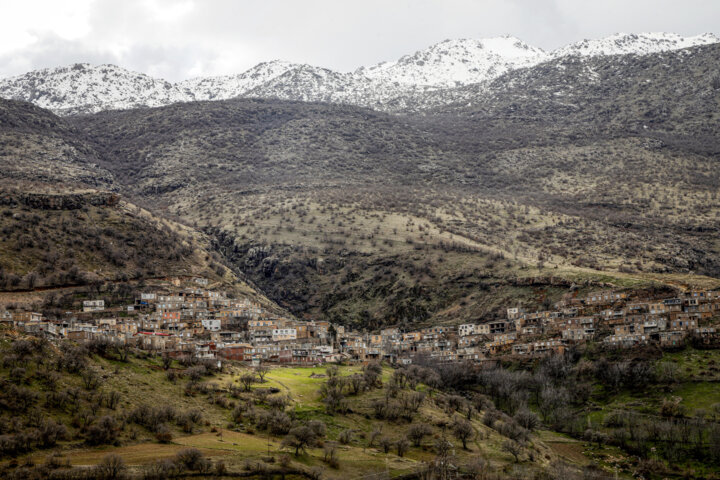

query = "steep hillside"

[
  {"left": 70, "top": 98, "right": 459, "bottom": 193},
  {"left": 422, "top": 43, "right": 720, "bottom": 142},
  {"left": 0, "top": 99, "right": 274, "bottom": 307},
  {"left": 0, "top": 99, "right": 113, "bottom": 189},
  {"left": 0, "top": 190, "right": 237, "bottom": 292},
  {"left": 409, "top": 44, "right": 720, "bottom": 277}
]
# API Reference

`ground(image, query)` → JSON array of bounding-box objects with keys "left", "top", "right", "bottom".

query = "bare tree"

[
  {"left": 452, "top": 418, "right": 475, "bottom": 450},
  {"left": 256, "top": 365, "right": 270, "bottom": 383},
  {"left": 240, "top": 373, "right": 257, "bottom": 392},
  {"left": 502, "top": 440, "right": 522, "bottom": 463},
  {"left": 408, "top": 423, "right": 432, "bottom": 447},
  {"left": 396, "top": 438, "right": 410, "bottom": 457},
  {"left": 379, "top": 436, "right": 393, "bottom": 454},
  {"left": 94, "top": 454, "right": 126, "bottom": 479}
]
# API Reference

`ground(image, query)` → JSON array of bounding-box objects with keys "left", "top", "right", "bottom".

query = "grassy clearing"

[
  {"left": 173, "top": 430, "right": 419, "bottom": 478},
  {"left": 664, "top": 348, "right": 720, "bottom": 380},
  {"left": 174, "top": 430, "right": 273, "bottom": 456},
  {"left": 671, "top": 383, "right": 720, "bottom": 413}
]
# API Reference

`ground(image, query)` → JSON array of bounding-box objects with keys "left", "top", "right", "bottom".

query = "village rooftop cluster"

[{"left": 2, "top": 277, "right": 719, "bottom": 364}]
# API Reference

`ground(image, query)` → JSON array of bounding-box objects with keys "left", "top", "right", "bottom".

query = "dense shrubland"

[{"left": 411, "top": 346, "right": 720, "bottom": 478}]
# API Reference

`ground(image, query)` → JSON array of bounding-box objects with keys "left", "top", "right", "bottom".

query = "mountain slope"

[
  {"left": 0, "top": 98, "right": 113, "bottom": 188},
  {"left": 178, "top": 60, "right": 299, "bottom": 101},
  {"left": 243, "top": 66, "right": 376, "bottom": 105},
  {"left": 69, "top": 98, "right": 564, "bottom": 325},
  {"left": 70, "top": 98, "right": 458, "bottom": 193},
  {"left": 68, "top": 63, "right": 720, "bottom": 326},
  {"left": 4, "top": 37, "right": 720, "bottom": 326},
  {"left": 422, "top": 43, "right": 720, "bottom": 144},
  {"left": 407, "top": 43, "right": 720, "bottom": 277}
]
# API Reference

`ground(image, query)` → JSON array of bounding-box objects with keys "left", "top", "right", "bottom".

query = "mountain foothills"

[
  {"left": 0, "top": 32, "right": 719, "bottom": 328},
  {"left": 1, "top": 32, "right": 718, "bottom": 115}
]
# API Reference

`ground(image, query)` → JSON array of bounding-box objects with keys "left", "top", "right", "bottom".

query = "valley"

[{"left": 0, "top": 26, "right": 719, "bottom": 480}]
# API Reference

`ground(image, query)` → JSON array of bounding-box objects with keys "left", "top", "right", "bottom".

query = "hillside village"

[{"left": 2, "top": 276, "right": 719, "bottom": 365}]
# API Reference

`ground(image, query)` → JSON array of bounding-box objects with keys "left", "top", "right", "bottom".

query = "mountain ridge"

[{"left": 1, "top": 32, "right": 717, "bottom": 115}]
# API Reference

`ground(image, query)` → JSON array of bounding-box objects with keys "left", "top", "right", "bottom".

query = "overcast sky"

[{"left": 0, "top": 0, "right": 718, "bottom": 82}]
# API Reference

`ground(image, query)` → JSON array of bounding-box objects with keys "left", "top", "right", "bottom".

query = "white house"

[
  {"left": 272, "top": 328, "right": 297, "bottom": 342},
  {"left": 83, "top": 300, "right": 105, "bottom": 312},
  {"left": 201, "top": 319, "right": 222, "bottom": 332},
  {"left": 458, "top": 324, "right": 477, "bottom": 336}
]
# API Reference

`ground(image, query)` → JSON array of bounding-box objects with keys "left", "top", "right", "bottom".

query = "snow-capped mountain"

[
  {"left": 0, "top": 32, "right": 717, "bottom": 115},
  {"left": 550, "top": 32, "right": 719, "bottom": 59},
  {"left": 0, "top": 63, "right": 189, "bottom": 115},
  {"left": 358, "top": 36, "right": 548, "bottom": 87},
  {"left": 244, "top": 65, "right": 368, "bottom": 104},
  {"left": 243, "top": 65, "right": 439, "bottom": 109},
  {"left": 178, "top": 60, "right": 299, "bottom": 101},
  {"left": 242, "top": 32, "right": 718, "bottom": 111}
]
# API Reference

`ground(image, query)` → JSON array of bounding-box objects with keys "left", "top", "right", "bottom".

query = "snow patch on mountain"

[
  {"left": 551, "top": 32, "right": 720, "bottom": 58},
  {"left": 178, "top": 60, "right": 299, "bottom": 101},
  {"left": 0, "top": 63, "right": 188, "bottom": 115}
]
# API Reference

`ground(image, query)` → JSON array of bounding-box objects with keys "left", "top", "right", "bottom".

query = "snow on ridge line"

[
  {"left": 0, "top": 32, "right": 717, "bottom": 115},
  {"left": 550, "top": 32, "right": 720, "bottom": 58}
]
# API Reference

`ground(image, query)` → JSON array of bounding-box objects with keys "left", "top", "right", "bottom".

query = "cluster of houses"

[
  {"left": 453, "top": 289, "right": 720, "bottom": 359},
  {"left": 334, "top": 289, "right": 718, "bottom": 363},
  {"left": 1, "top": 276, "right": 719, "bottom": 365}
]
